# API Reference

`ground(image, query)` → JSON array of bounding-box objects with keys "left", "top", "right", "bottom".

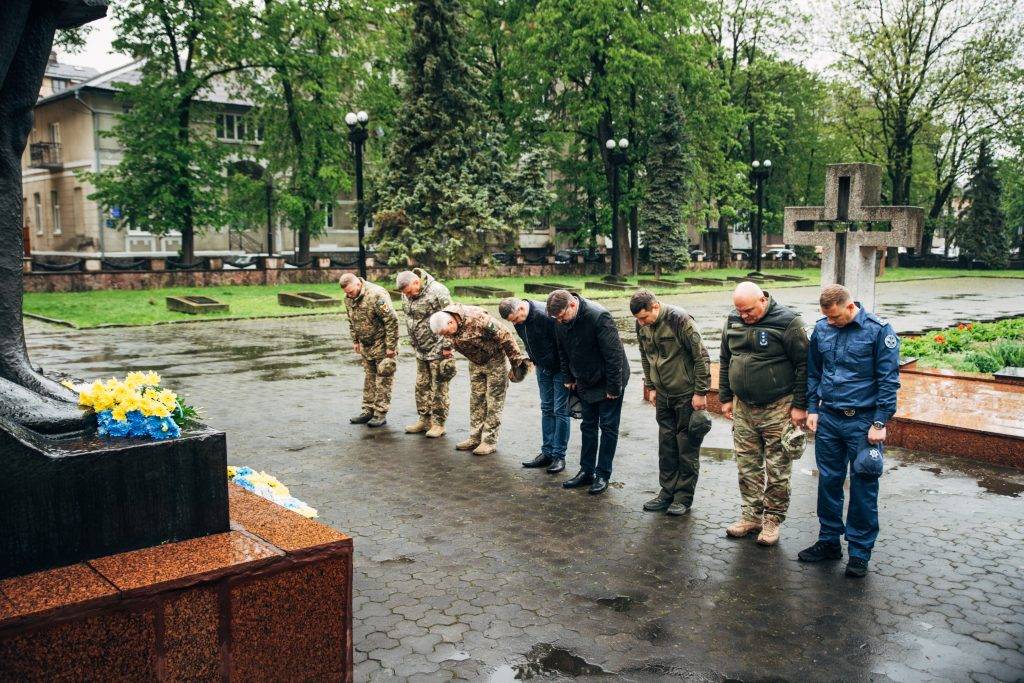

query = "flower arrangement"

[
  {"left": 227, "top": 466, "right": 318, "bottom": 518},
  {"left": 64, "top": 371, "right": 199, "bottom": 440}
]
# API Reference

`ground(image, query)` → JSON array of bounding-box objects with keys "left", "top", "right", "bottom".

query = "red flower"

[{"left": 934, "top": 334, "right": 946, "bottom": 344}]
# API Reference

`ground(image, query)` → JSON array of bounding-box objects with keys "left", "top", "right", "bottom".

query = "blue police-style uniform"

[{"left": 807, "top": 304, "right": 900, "bottom": 561}]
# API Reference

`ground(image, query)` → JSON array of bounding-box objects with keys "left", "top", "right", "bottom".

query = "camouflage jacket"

[
  {"left": 444, "top": 304, "right": 524, "bottom": 366},
  {"left": 402, "top": 268, "right": 453, "bottom": 361},
  {"left": 345, "top": 279, "right": 399, "bottom": 360}
]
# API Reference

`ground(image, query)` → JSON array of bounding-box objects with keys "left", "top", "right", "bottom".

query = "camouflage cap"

[
  {"left": 376, "top": 357, "right": 397, "bottom": 377},
  {"left": 437, "top": 358, "right": 457, "bottom": 382},
  {"left": 687, "top": 409, "right": 712, "bottom": 445},
  {"left": 509, "top": 358, "right": 531, "bottom": 383}
]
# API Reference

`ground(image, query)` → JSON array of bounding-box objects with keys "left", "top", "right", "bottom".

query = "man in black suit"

[{"left": 546, "top": 290, "right": 629, "bottom": 495}]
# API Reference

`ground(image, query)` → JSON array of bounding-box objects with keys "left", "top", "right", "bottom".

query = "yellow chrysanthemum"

[{"left": 143, "top": 371, "right": 162, "bottom": 386}]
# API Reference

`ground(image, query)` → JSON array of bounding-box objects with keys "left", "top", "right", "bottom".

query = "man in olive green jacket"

[
  {"left": 632, "top": 290, "right": 712, "bottom": 516},
  {"left": 719, "top": 282, "right": 809, "bottom": 546}
]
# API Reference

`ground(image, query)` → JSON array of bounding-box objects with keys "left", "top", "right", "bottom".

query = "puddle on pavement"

[
  {"left": 595, "top": 594, "right": 645, "bottom": 613},
  {"left": 916, "top": 463, "right": 1024, "bottom": 497},
  {"left": 378, "top": 556, "right": 416, "bottom": 565},
  {"left": 701, "top": 447, "right": 735, "bottom": 461},
  {"left": 489, "top": 644, "right": 607, "bottom": 680}
]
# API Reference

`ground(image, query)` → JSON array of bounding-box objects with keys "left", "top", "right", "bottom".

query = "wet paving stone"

[{"left": 22, "top": 277, "right": 1024, "bottom": 681}]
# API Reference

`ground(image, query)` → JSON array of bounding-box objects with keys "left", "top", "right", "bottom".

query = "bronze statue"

[{"left": 0, "top": 0, "right": 107, "bottom": 433}]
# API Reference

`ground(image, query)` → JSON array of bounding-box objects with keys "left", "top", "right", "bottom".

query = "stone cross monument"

[{"left": 783, "top": 163, "right": 923, "bottom": 312}]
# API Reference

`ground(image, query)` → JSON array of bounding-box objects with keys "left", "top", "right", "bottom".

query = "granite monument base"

[
  {"left": 0, "top": 417, "right": 230, "bottom": 579},
  {"left": 0, "top": 485, "right": 353, "bottom": 682}
]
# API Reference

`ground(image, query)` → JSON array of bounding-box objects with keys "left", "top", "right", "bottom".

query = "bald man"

[{"left": 719, "top": 282, "right": 808, "bottom": 546}]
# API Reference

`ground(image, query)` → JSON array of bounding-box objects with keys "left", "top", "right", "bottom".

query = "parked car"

[
  {"left": 553, "top": 249, "right": 579, "bottom": 264},
  {"left": 764, "top": 247, "right": 796, "bottom": 260},
  {"left": 491, "top": 251, "right": 513, "bottom": 265},
  {"left": 689, "top": 249, "right": 706, "bottom": 261},
  {"left": 731, "top": 249, "right": 750, "bottom": 261}
]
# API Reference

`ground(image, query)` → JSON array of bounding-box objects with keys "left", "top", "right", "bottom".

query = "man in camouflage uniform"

[
  {"left": 719, "top": 282, "right": 809, "bottom": 546},
  {"left": 632, "top": 290, "right": 712, "bottom": 517},
  {"left": 341, "top": 272, "right": 399, "bottom": 428},
  {"left": 397, "top": 269, "right": 455, "bottom": 438},
  {"left": 429, "top": 304, "right": 529, "bottom": 456}
]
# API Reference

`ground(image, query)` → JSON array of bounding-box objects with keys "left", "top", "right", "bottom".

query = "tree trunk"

[
  {"left": 717, "top": 214, "right": 730, "bottom": 267},
  {"left": 176, "top": 100, "right": 195, "bottom": 265}
]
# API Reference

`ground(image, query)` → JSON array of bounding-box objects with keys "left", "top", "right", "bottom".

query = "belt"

[{"left": 821, "top": 405, "right": 872, "bottom": 418}]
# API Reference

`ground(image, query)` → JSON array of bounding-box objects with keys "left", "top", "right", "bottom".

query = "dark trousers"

[
  {"left": 814, "top": 410, "right": 879, "bottom": 560},
  {"left": 578, "top": 394, "right": 624, "bottom": 479},
  {"left": 655, "top": 394, "right": 700, "bottom": 506}
]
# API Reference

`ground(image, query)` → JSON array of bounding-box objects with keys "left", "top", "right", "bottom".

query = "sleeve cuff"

[{"left": 873, "top": 409, "right": 893, "bottom": 424}]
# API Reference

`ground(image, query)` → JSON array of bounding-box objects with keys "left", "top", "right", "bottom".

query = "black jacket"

[
  {"left": 555, "top": 295, "right": 629, "bottom": 403},
  {"left": 513, "top": 300, "right": 562, "bottom": 373}
]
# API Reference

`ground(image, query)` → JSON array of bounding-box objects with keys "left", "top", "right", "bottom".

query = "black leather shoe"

[
  {"left": 350, "top": 412, "right": 373, "bottom": 424},
  {"left": 588, "top": 476, "right": 609, "bottom": 495},
  {"left": 562, "top": 470, "right": 594, "bottom": 489},
  {"left": 367, "top": 416, "right": 387, "bottom": 428},
  {"left": 522, "top": 453, "right": 553, "bottom": 468},
  {"left": 546, "top": 458, "right": 565, "bottom": 474},
  {"left": 845, "top": 558, "right": 869, "bottom": 578},
  {"left": 798, "top": 540, "right": 843, "bottom": 562}
]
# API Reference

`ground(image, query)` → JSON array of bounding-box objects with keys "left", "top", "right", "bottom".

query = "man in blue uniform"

[{"left": 799, "top": 284, "right": 900, "bottom": 578}]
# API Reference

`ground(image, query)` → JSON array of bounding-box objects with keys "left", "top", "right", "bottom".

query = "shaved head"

[{"left": 732, "top": 281, "right": 769, "bottom": 324}]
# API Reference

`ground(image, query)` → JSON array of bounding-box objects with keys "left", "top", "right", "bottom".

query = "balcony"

[{"left": 29, "top": 142, "right": 62, "bottom": 170}]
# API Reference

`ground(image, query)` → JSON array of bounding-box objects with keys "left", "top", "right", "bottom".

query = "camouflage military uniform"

[
  {"left": 444, "top": 304, "right": 525, "bottom": 446},
  {"left": 732, "top": 396, "right": 803, "bottom": 523},
  {"left": 345, "top": 278, "right": 399, "bottom": 417},
  {"left": 402, "top": 268, "right": 454, "bottom": 426}
]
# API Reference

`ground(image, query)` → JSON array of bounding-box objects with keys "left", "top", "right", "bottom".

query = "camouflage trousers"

[
  {"left": 732, "top": 394, "right": 799, "bottom": 524},
  {"left": 415, "top": 358, "right": 452, "bottom": 425},
  {"left": 468, "top": 357, "right": 509, "bottom": 445},
  {"left": 360, "top": 357, "right": 394, "bottom": 417}
]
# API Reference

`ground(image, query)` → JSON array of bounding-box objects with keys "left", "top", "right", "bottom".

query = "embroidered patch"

[
  {"left": 758, "top": 330, "right": 769, "bottom": 347},
  {"left": 884, "top": 334, "right": 898, "bottom": 349}
]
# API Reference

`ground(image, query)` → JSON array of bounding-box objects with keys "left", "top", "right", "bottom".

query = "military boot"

[
  {"left": 472, "top": 442, "right": 496, "bottom": 456},
  {"left": 756, "top": 519, "right": 780, "bottom": 546},
  {"left": 455, "top": 438, "right": 480, "bottom": 451},
  {"left": 642, "top": 496, "right": 672, "bottom": 512},
  {"left": 725, "top": 519, "right": 762, "bottom": 538},
  {"left": 367, "top": 414, "right": 387, "bottom": 428},
  {"left": 350, "top": 411, "right": 373, "bottom": 424},
  {"left": 425, "top": 423, "right": 446, "bottom": 438},
  {"left": 405, "top": 418, "right": 430, "bottom": 434}
]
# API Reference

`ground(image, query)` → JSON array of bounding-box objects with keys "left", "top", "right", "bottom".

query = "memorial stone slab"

[
  {"left": 585, "top": 281, "right": 637, "bottom": 292},
  {"left": 453, "top": 285, "right": 515, "bottom": 298},
  {"left": 524, "top": 282, "right": 578, "bottom": 295},
  {"left": 278, "top": 291, "right": 342, "bottom": 309},
  {"left": 166, "top": 295, "right": 229, "bottom": 314},
  {"left": 637, "top": 278, "right": 689, "bottom": 289},
  {"left": 784, "top": 163, "right": 923, "bottom": 311}
]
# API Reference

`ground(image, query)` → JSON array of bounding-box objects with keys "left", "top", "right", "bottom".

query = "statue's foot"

[
  {"left": 0, "top": 359, "right": 79, "bottom": 405},
  {"left": 0, "top": 376, "right": 93, "bottom": 435}
]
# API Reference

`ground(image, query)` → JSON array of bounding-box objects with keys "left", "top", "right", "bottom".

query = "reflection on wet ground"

[{"left": 21, "top": 280, "right": 1024, "bottom": 681}]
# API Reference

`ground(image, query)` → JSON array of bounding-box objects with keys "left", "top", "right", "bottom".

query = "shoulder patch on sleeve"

[{"left": 884, "top": 334, "right": 899, "bottom": 349}]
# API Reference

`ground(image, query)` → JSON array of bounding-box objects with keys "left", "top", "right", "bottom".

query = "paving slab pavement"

[{"left": 21, "top": 276, "right": 1024, "bottom": 681}]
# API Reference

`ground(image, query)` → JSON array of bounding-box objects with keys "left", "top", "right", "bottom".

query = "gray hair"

[
  {"left": 395, "top": 270, "right": 420, "bottom": 291},
  {"left": 546, "top": 289, "right": 574, "bottom": 317},
  {"left": 498, "top": 297, "right": 524, "bottom": 320},
  {"left": 629, "top": 289, "right": 658, "bottom": 315},
  {"left": 339, "top": 272, "right": 359, "bottom": 288},
  {"left": 429, "top": 311, "right": 454, "bottom": 334}
]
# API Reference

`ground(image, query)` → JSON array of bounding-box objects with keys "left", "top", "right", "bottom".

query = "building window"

[
  {"left": 49, "top": 122, "right": 61, "bottom": 144},
  {"left": 216, "top": 113, "right": 263, "bottom": 142},
  {"left": 33, "top": 194, "right": 42, "bottom": 236},
  {"left": 51, "top": 78, "right": 69, "bottom": 93},
  {"left": 324, "top": 204, "right": 334, "bottom": 229},
  {"left": 50, "top": 190, "right": 62, "bottom": 235}
]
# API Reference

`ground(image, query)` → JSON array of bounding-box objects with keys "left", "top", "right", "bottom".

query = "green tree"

[
  {"left": 84, "top": 0, "right": 251, "bottom": 264},
  {"left": 643, "top": 92, "right": 691, "bottom": 274},
  {"left": 372, "top": 0, "right": 513, "bottom": 268},
  {"left": 958, "top": 140, "right": 1008, "bottom": 267}
]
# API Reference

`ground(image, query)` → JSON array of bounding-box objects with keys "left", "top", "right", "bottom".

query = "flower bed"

[{"left": 902, "top": 318, "right": 1024, "bottom": 373}]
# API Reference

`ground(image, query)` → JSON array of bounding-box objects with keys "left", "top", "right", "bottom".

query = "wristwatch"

[{"left": 871, "top": 421, "right": 885, "bottom": 430}]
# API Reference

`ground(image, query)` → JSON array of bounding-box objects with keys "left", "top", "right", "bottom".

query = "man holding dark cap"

[
  {"left": 632, "top": 290, "right": 712, "bottom": 516},
  {"left": 800, "top": 284, "right": 900, "bottom": 578}
]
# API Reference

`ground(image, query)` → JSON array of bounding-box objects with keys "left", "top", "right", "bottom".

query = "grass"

[{"left": 22, "top": 266, "right": 1024, "bottom": 329}]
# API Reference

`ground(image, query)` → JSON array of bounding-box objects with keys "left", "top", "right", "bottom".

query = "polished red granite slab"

[
  {"left": 0, "top": 485, "right": 353, "bottom": 682},
  {"left": 703, "top": 363, "right": 1024, "bottom": 469}
]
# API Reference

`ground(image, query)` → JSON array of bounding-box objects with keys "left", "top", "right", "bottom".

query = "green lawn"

[{"left": 22, "top": 267, "right": 1024, "bottom": 329}]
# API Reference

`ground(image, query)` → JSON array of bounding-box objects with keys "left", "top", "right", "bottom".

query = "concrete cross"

[{"left": 783, "top": 163, "right": 923, "bottom": 312}]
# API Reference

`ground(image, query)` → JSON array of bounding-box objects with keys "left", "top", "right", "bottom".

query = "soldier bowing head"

[{"left": 732, "top": 281, "right": 769, "bottom": 325}]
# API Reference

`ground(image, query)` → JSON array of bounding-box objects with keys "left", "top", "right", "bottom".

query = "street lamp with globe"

[
  {"left": 607, "top": 137, "right": 630, "bottom": 276},
  {"left": 749, "top": 158, "right": 772, "bottom": 274},
  {"left": 346, "top": 110, "right": 370, "bottom": 278}
]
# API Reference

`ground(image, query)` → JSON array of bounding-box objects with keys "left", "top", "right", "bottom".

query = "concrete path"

[{"left": 22, "top": 276, "right": 1024, "bottom": 681}]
